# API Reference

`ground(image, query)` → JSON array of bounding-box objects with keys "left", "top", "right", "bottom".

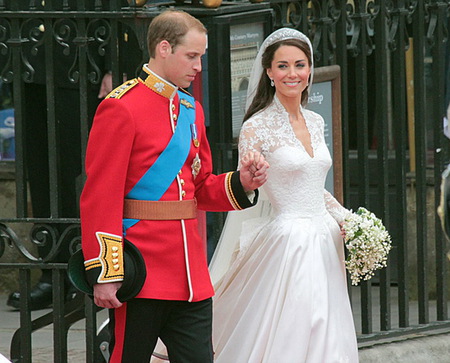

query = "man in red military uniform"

[{"left": 80, "top": 9, "right": 269, "bottom": 363}]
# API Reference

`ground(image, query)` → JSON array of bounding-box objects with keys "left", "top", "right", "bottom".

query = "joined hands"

[{"left": 239, "top": 151, "right": 270, "bottom": 192}]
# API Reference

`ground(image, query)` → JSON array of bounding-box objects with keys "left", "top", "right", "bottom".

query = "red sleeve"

[{"left": 80, "top": 98, "right": 135, "bottom": 283}]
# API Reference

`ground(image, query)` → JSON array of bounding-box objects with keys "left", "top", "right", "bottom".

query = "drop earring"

[{"left": 270, "top": 79, "right": 274, "bottom": 87}]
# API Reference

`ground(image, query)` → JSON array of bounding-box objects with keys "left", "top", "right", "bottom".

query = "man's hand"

[
  {"left": 98, "top": 72, "right": 129, "bottom": 99},
  {"left": 239, "top": 151, "right": 270, "bottom": 192},
  {"left": 93, "top": 282, "right": 123, "bottom": 309},
  {"left": 98, "top": 72, "right": 113, "bottom": 99}
]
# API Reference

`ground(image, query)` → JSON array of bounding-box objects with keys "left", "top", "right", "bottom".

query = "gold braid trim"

[
  {"left": 138, "top": 67, "right": 177, "bottom": 99},
  {"left": 225, "top": 172, "right": 243, "bottom": 210},
  {"left": 106, "top": 79, "right": 139, "bottom": 100},
  {"left": 85, "top": 260, "right": 102, "bottom": 270},
  {"left": 84, "top": 232, "right": 124, "bottom": 283}
]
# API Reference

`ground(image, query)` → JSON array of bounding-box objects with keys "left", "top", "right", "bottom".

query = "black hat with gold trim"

[{"left": 67, "top": 239, "right": 146, "bottom": 302}]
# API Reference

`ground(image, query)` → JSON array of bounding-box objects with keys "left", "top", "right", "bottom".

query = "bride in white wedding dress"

[{"left": 210, "top": 28, "right": 359, "bottom": 363}]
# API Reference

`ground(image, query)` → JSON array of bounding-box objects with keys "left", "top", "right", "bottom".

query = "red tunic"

[{"left": 80, "top": 66, "right": 255, "bottom": 302}]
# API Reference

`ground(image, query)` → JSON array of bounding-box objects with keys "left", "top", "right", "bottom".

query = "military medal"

[
  {"left": 181, "top": 98, "right": 194, "bottom": 109},
  {"left": 192, "top": 153, "right": 201, "bottom": 178},
  {"left": 190, "top": 124, "right": 199, "bottom": 147}
]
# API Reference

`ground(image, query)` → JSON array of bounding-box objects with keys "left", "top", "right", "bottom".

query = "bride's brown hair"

[{"left": 243, "top": 38, "right": 312, "bottom": 122}]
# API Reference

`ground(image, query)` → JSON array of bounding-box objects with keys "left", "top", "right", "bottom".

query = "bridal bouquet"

[{"left": 342, "top": 207, "right": 392, "bottom": 286}]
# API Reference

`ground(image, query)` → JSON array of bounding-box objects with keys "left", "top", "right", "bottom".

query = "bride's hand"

[
  {"left": 239, "top": 151, "right": 270, "bottom": 192},
  {"left": 339, "top": 222, "right": 346, "bottom": 239}
]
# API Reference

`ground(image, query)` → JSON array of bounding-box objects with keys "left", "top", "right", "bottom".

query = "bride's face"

[{"left": 266, "top": 45, "right": 311, "bottom": 102}]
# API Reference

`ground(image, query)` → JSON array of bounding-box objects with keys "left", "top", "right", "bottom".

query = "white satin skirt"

[{"left": 212, "top": 212, "right": 359, "bottom": 363}]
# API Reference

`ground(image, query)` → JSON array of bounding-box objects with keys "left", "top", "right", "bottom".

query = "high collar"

[
  {"left": 138, "top": 64, "right": 178, "bottom": 100},
  {"left": 273, "top": 94, "right": 304, "bottom": 116}
]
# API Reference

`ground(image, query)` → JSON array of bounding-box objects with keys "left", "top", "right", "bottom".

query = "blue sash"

[{"left": 123, "top": 91, "right": 196, "bottom": 233}]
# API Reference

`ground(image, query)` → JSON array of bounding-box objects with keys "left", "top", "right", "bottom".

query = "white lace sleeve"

[
  {"left": 210, "top": 118, "right": 271, "bottom": 287},
  {"left": 237, "top": 119, "right": 264, "bottom": 169},
  {"left": 324, "top": 190, "right": 351, "bottom": 224}
]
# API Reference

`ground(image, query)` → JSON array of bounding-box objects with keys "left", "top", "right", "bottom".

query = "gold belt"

[{"left": 123, "top": 199, "right": 197, "bottom": 220}]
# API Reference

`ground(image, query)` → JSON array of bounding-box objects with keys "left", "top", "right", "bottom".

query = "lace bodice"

[{"left": 239, "top": 96, "right": 349, "bottom": 223}]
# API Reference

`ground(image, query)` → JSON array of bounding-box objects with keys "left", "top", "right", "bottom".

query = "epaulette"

[{"left": 106, "top": 78, "right": 139, "bottom": 99}]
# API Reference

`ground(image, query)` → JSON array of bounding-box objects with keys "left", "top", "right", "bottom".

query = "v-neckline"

[
  {"left": 274, "top": 96, "right": 315, "bottom": 159},
  {"left": 289, "top": 114, "right": 315, "bottom": 159}
]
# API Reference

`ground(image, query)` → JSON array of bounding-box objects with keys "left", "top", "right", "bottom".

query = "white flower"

[
  {"left": 154, "top": 82, "right": 165, "bottom": 93},
  {"left": 342, "top": 207, "right": 392, "bottom": 285}
]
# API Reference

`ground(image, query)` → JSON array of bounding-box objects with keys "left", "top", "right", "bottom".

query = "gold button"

[
  {"left": 112, "top": 259, "right": 119, "bottom": 264},
  {"left": 113, "top": 264, "right": 120, "bottom": 271},
  {"left": 181, "top": 190, "right": 186, "bottom": 197},
  {"left": 173, "top": 114, "right": 178, "bottom": 121},
  {"left": 112, "top": 246, "right": 119, "bottom": 252},
  {"left": 180, "top": 179, "right": 185, "bottom": 186},
  {"left": 178, "top": 170, "right": 182, "bottom": 175},
  {"left": 112, "top": 252, "right": 119, "bottom": 258},
  {"left": 171, "top": 104, "right": 176, "bottom": 111}
]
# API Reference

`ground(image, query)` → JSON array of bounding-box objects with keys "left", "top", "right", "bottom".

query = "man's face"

[{"left": 163, "top": 29, "right": 207, "bottom": 89}]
